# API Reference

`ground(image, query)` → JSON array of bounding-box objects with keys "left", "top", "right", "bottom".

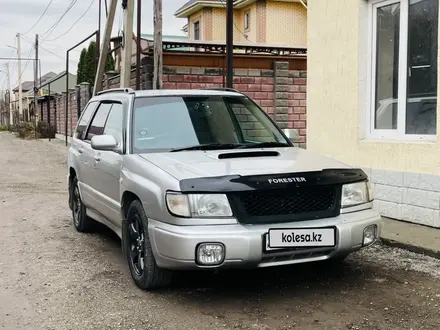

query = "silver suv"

[{"left": 67, "top": 87, "right": 381, "bottom": 290}]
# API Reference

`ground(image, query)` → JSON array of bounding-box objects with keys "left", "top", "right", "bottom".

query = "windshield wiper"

[
  {"left": 170, "top": 143, "right": 244, "bottom": 152},
  {"left": 237, "top": 141, "right": 291, "bottom": 149}
]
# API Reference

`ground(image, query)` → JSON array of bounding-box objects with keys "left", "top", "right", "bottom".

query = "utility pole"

[
  {"left": 0, "top": 90, "right": 3, "bottom": 126},
  {"left": 153, "top": 0, "right": 163, "bottom": 89},
  {"left": 98, "top": 0, "right": 102, "bottom": 38},
  {"left": 135, "top": 0, "right": 141, "bottom": 90},
  {"left": 120, "top": 0, "right": 135, "bottom": 88},
  {"left": 93, "top": 0, "right": 118, "bottom": 95},
  {"left": 17, "top": 33, "right": 23, "bottom": 121},
  {"left": 34, "top": 34, "right": 39, "bottom": 138},
  {"left": 226, "top": 0, "right": 234, "bottom": 88},
  {"left": 6, "top": 63, "right": 12, "bottom": 126}
]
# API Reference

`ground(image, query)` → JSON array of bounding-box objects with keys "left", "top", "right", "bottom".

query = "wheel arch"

[
  {"left": 121, "top": 191, "right": 142, "bottom": 220},
  {"left": 68, "top": 167, "right": 77, "bottom": 210}
]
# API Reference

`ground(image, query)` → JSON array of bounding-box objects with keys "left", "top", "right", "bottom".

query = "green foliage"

[
  {"left": 0, "top": 125, "right": 9, "bottom": 131},
  {"left": 76, "top": 41, "right": 115, "bottom": 86},
  {"left": 105, "top": 52, "right": 115, "bottom": 72},
  {"left": 84, "top": 41, "right": 97, "bottom": 85},
  {"left": 77, "top": 48, "right": 87, "bottom": 84}
]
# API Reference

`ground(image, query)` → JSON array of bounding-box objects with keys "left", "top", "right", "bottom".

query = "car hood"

[{"left": 138, "top": 147, "right": 352, "bottom": 180}]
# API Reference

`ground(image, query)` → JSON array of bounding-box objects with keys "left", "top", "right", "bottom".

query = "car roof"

[
  {"left": 92, "top": 88, "right": 244, "bottom": 101},
  {"left": 135, "top": 89, "right": 243, "bottom": 97}
]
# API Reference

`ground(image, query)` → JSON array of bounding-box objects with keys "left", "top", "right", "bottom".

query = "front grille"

[{"left": 228, "top": 185, "right": 340, "bottom": 224}]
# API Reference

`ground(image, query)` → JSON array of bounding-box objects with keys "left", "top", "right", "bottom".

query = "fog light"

[
  {"left": 363, "top": 225, "right": 377, "bottom": 246},
  {"left": 196, "top": 243, "right": 225, "bottom": 265}
]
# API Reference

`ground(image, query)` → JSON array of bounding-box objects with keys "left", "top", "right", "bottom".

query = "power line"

[
  {"left": 21, "top": 34, "right": 78, "bottom": 66},
  {"left": 22, "top": 0, "right": 54, "bottom": 36},
  {"left": 40, "top": 46, "right": 79, "bottom": 65},
  {"left": 45, "top": 0, "right": 96, "bottom": 42},
  {"left": 40, "top": 0, "right": 79, "bottom": 44},
  {"left": 8, "top": 38, "right": 18, "bottom": 82},
  {"left": 12, "top": 47, "right": 35, "bottom": 88}
]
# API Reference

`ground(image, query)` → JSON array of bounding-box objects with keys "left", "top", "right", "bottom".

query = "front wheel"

[{"left": 124, "top": 200, "right": 172, "bottom": 290}]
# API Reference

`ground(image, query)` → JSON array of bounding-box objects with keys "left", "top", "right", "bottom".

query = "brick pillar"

[
  {"left": 273, "top": 61, "right": 290, "bottom": 130},
  {"left": 103, "top": 72, "right": 118, "bottom": 91},
  {"left": 80, "top": 82, "right": 91, "bottom": 107},
  {"left": 142, "top": 57, "right": 154, "bottom": 90}
]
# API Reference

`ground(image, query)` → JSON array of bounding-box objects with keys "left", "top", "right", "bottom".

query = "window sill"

[{"left": 360, "top": 136, "right": 438, "bottom": 145}]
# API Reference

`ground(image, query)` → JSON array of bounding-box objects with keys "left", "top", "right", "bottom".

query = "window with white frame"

[{"left": 369, "top": 0, "right": 438, "bottom": 139}]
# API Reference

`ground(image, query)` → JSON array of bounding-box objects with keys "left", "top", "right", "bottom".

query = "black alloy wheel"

[
  {"left": 128, "top": 213, "right": 145, "bottom": 277},
  {"left": 125, "top": 200, "right": 172, "bottom": 290},
  {"left": 71, "top": 176, "right": 94, "bottom": 232}
]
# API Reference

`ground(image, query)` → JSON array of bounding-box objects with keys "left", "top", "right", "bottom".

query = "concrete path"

[{"left": 381, "top": 217, "right": 440, "bottom": 259}]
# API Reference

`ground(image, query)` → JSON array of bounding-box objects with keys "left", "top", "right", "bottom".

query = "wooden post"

[
  {"left": 153, "top": 0, "right": 163, "bottom": 90},
  {"left": 93, "top": 0, "right": 118, "bottom": 94},
  {"left": 121, "top": 0, "right": 135, "bottom": 88}
]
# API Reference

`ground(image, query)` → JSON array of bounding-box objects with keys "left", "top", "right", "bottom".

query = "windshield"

[{"left": 131, "top": 95, "right": 290, "bottom": 153}]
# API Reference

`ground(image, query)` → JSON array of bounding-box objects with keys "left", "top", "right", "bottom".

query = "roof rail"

[
  {"left": 96, "top": 88, "right": 135, "bottom": 96},
  {"left": 201, "top": 87, "right": 241, "bottom": 93}
]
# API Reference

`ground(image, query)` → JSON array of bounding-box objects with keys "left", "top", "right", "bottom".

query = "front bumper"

[{"left": 148, "top": 209, "right": 382, "bottom": 270}]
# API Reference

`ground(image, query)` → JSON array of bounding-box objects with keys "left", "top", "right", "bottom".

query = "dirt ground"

[{"left": 1, "top": 132, "right": 440, "bottom": 330}]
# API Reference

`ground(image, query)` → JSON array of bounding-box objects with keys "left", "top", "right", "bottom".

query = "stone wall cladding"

[{"left": 364, "top": 167, "right": 440, "bottom": 228}]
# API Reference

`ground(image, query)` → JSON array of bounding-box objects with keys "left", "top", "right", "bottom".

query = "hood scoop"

[{"left": 218, "top": 150, "right": 280, "bottom": 159}]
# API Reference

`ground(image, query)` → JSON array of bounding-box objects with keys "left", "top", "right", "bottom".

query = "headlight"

[
  {"left": 341, "top": 181, "right": 373, "bottom": 208},
  {"left": 166, "top": 192, "right": 233, "bottom": 218}
]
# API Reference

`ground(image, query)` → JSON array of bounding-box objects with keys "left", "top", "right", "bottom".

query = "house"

[
  {"left": 174, "top": 0, "right": 308, "bottom": 46},
  {"left": 307, "top": 0, "right": 440, "bottom": 227},
  {"left": 12, "top": 71, "right": 57, "bottom": 120},
  {"left": 21, "top": 71, "right": 77, "bottom": 120},
  {"left": 13, "top": 71, "right": 57, "bottom": 101},
  {"left": 23, "top": 71, "right": 77, "bottom": 97}
]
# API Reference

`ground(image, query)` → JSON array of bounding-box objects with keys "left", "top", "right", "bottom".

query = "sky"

[{"left": 0, "top": 0, "right": 189, "bottom": 90}]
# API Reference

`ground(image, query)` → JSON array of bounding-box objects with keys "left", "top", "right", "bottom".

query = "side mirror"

[
  {"left": 91, "top": 134, "right": 118, "bottom": 151},
  {"left": 282, "top": 128, "right": 301, "bottom": 143}
]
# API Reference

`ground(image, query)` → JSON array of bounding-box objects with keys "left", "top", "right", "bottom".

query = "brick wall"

[
  {"left": 158, "top": 62, "right": 307, "bottom": 146},
  {"left": 41, "top": 61, "right": 307, "bottom": 147},
  {"left": 39, "top": 83, "right": 92, "bottom": 137}
]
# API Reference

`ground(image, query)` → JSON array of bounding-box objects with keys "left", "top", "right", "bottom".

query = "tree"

[
  {"left": 76, "top": 48, "right": 87, "bottom": 84},
  {"left": 84, "top": 41, "right": 97, "bottom": 85},
  {"left": 76, "top": 41, "right": 116, "bottom": 86},
  {"left": 105, "top": 52, "right": 115, "bottom": 72}
]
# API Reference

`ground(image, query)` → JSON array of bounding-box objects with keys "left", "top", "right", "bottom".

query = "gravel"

[{"left": 1, "top": 131, "right": 440, "bottom": 330}]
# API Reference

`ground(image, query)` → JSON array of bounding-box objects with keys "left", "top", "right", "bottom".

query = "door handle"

[{"left": 94, "top": 154, "right": 101, "bottom": 162}]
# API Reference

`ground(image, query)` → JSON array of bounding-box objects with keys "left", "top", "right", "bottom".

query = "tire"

[
  {"left": 124, "top": 200, "right": 172, "bottom": 290},
  {"left": 71, "top": 176, "right": 94, "bottom": 233}
]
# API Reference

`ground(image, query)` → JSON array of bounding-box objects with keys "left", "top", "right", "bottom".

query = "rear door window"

[{"left": 103, "top": 103, "right": 123, "bottom": 144}]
